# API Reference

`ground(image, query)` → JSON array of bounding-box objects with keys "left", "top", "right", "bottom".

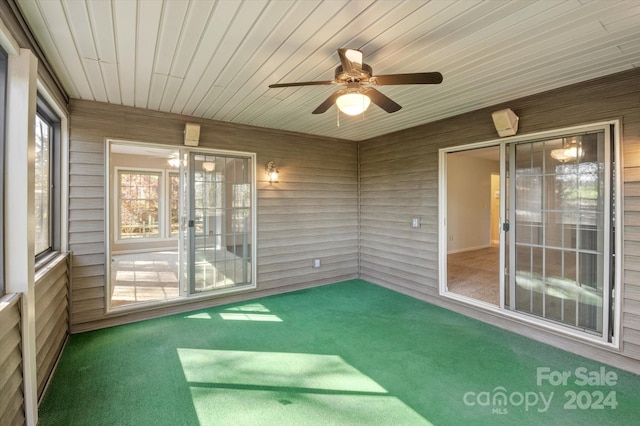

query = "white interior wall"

[{"left": 447, "top": 153, "right": 499, "bottom": 253}]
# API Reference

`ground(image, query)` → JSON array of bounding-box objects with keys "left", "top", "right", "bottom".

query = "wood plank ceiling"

[{"left": 15, "top": 0, "right": 640, "bottom": 141}]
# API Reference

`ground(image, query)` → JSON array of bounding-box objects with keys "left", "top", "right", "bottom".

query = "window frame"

[
  {"left": 116, "top": 168, "right": 163, "bottom": 242},
  {"left": 0, "top": 47, "right": 7, "bottom": 296},
  {"left": 34, "top": 95, "right": 61, "bottom": 264}
]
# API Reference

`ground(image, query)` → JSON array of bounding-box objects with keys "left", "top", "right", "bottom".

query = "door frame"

[
  {"left": 104, "top": 139, "right": 257, "bottom": 313},
  {"left": 438, "top": 120, "right": 622, "bottom": 348}
]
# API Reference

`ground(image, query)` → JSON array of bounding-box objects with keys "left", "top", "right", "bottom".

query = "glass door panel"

[
  {"left": 510, "top": 131, "right": 607, "bottom": 334},
  {"left": 188, "top": 153, "right": 252, "bottom": 294}
]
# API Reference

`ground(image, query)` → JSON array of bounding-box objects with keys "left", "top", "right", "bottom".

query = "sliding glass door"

[
  {"left": 441, "top": 122, "right": 618, "bottom": 342},
  {"left": 508, "top": 131, "right": 610, "bottom": 335},
  {"left": 188, "top": 152, "right": 253, "bottom": 295},
  {"left": 107, "top": 141, "right": 255, "bottom": 311}
]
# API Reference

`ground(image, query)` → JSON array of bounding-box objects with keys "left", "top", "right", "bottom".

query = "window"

[
  {"left": 116, "top": 169, "right": 181, "bottom": 241},
  {"left": 34, "top": 96, "right": 60, "bottom": 260},
  {"left": 34, "top": 114, "right": 51, "bottom": 253},
  {"left": 118, "top": 171, "right": 161, "bottom": 239},
  {"left": 0, "top": 47, "right": 7, "bottom": 295}
]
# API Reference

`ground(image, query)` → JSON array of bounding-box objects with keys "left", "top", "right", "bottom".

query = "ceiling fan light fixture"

[
  {"left": 550, "top": 137, "right": 584, "bottom": 163},
  {"left": 551, "top": 146, "right": 583, "bottom": 162},
  {"left": 336, "top": 93, "right": 371, "bottom": 115}
]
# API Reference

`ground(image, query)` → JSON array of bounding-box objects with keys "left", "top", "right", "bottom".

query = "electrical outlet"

[
  {"left": 411, "top": 217, "right": 421, "bottom": 228},
  {"left": 313, "top": 258, "right": 321, "bottom": 268}
]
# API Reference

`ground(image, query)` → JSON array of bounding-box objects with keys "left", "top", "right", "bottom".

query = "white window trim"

[
  {"left": 36, "top": 80, "right": 68, "bottom": 252},
  {"left": 438, "top": 120, "right": 622, "bottom": 349},
  {"left": 114, "top": 167, "right": 169, "bottom": 243},
  {"left": 5, "top": 47, "right": 38, "bottom": 426}
]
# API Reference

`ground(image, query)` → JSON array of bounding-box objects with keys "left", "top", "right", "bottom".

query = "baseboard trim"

[{"left": 447, "top": 244, "right": 491, "bottom": 254}]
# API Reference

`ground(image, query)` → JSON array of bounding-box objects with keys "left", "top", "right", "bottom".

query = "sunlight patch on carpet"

[
  {"left": 178, "top": 348, "right": 431, "bottom": 425},
  {"left": 219, "top": 313, "right": 283, "bottom": 322},
  {"left": 177, "top": 349, "right": 387, "bottom": 392},
  {"left": 225, "top": 303, "right": 271, "bottom": 312},
  {"left": 189, "top": 388, "right": 433, "bottom": 425},
  {"left": 185, "top": 312, "right": 213, "bottom": 319}
]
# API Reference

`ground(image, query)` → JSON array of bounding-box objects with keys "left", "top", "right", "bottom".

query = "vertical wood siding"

[
  {"left": 34, "top": 254, "right": 70, "bottom": 400},
  {"left": 68, "top": 99, "right": 358, "bottom": 331},
  {"left": 359, "top": 68, "right": 640, "bottom": 367},
  {"left": 0, "top": 295, "right": 25, "bottom": 426}
]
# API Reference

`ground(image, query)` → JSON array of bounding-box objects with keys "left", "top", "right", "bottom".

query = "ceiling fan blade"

[
  {"left": 269, "top": 80, "right": 334, "bottom": 88},
  {"left": 364, "top": 88, "right": 402, "bottom": 113},
  {"left": 312, "top": 91, "right": 342, "bottom": 114},
  {"left": 373, "top": 72, "right": 443, "bottom": 85},
  {"left": 338, "top": 48, "right": 363, "bottom": 74}
]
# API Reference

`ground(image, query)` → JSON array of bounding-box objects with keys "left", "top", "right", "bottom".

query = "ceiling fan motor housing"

[{"left": 335, "top": 63, "right": 372, "bottom": 83}]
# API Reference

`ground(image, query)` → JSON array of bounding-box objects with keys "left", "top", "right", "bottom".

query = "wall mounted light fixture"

[{"left": 266, "top": 161, "right": 279, "bottom": 183}]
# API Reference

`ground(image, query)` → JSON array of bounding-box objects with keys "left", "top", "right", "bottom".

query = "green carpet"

[{"left": 39, "top": 279, "right": 640, "bottom": 425}]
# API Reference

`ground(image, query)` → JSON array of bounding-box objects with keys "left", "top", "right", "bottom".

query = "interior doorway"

[
  {"left": 108, "top": 144, "right": 184, "bottom": 308},
  {"left": 445, "top": 146, "right": 501, "bottom": 305}
]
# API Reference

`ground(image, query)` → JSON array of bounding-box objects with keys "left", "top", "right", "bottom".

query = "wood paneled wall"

[
  {"left": 68, "top": 99, "right": 358, "bottom": 331},
  {"left": 360, "top": 68, "right": 640, "bottom": 370},
  {"left": 0, "top": 294, "right": 25, "bottom": 426},
  {"left": 34, "top": 254, "right": 70, "bottom": 400}
]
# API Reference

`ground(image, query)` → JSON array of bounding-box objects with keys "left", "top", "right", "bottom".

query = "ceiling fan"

[{"left": 269, "top": 48, "right": 443, "bottom": 115}]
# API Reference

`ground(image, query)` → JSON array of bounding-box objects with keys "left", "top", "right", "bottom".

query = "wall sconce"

[{"left": 266, "top": 161, "right": 279, "bottom": 183}]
